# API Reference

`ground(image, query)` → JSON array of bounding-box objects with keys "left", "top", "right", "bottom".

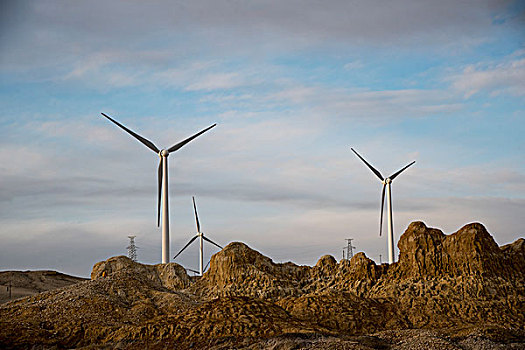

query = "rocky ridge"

[{"left": 0, "top": 221, "right": 524, "bottom": 349}]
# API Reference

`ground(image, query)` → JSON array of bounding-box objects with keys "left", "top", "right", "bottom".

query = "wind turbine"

[
  {"left": 173, "top": 196, "right": 223, "bottom": 275},
  {"left": 351, "top": 148, "right": 415, "bottom": 264},
  {"left": 100, "top": 113, "right": 216, "bottom": 264}
]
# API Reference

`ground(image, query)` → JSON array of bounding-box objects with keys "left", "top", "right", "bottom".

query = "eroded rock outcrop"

[
  {"left": 393, "top": 221, "right": 509, "bottom": 278},
  {"left": 190, "top": 242, "right": 310, "bottom": 300},
  {"left": 91, "top": 255, "right": 191, "bottom": 291},
  {"left": 0, "top": 222, "right": 523, "bottom": 349}
]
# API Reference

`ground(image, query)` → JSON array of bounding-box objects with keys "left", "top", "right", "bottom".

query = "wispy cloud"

[
  {"left": 185, "top": 72, "right": 248, "bottom": 91},
  {"left": 269, "top": 85, "right": 463, "bottom": 122},
  {"left": 344, "top": 60, "right": 364, "bottom": 70},
  {"left": 448, "top": 51, "right": 525, "bottom": 98}
]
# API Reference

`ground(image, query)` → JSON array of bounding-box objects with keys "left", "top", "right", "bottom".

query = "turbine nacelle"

[
  {"left": 382, "top": 178, "right": 392, "bottom": 185},
  {"left": 160, "top": 149, "right": 170, "bottom": 157}
]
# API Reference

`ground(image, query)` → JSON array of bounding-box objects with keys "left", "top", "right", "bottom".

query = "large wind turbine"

[
  {"left": 101, "top": 113, "right": 216, "bottom": 264},
  {"left": 351, "top": 148, "right": 415, "bottom": 264},
  {"left": 173, "top": 196, "right": 222, "bottom": 275}
]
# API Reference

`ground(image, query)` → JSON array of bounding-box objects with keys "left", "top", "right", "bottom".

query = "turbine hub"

[
  {"left": 384, "top": 178, "right": 391, "bottom": 184},
  {"left": 160, "top": 149, "right": 169, "bottom": 157}
]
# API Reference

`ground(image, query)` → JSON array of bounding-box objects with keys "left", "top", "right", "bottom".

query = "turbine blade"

[
  {"left": 157, "top": 158, "right": 162, "bottom": 227},
  {"left": 204, "top": 259, "right": 211, "bottom": 272},
  {"left": 186, "top": 267, "right": 200, "bottom": 274},
  {"left": 167, "top": 124, "right": 217, "bottom": 153},
  {"left": 101, "top": 113, "right": 160, "bottom": 153},
  {"left": 389, "top": 161, "right": 416, "bottom": 181},
  {"left": 380, "top": 183, "right": 386, "bottom": 237},
  {"left": 173, "top": 236, "right": 198, "bottom": 260},
  {"left": 351, "top": 148, "right": 384, "bottom": 181},
  {"left": 192, "top": 196, "right": 201, "bottom": 233},
  {"left": 203, "top": 236, "right": 223, "bottom": 250}
]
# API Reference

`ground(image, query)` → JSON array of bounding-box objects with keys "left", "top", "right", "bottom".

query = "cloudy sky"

[{"left": 1, "top": 0, "right": 524, "bottom": 277}]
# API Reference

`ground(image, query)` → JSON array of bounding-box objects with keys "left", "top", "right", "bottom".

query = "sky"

[{"left": 0, "top": 0, "right": 524, "bottom": 277}]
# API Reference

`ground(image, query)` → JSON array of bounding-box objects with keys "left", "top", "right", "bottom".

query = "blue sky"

[{"left": 0, "top": 0, "right": 524, "bottom": 277}]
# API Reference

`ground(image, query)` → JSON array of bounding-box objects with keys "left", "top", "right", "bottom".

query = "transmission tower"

[
  {"left": 127, "top": 235, "right": 138, "bottom": 261},
  {"left": 345, "top": 238, "right": 356, "bottom": 259}
]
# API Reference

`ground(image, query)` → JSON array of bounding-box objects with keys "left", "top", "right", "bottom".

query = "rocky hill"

[
  {"left": 0, "top": 270, "right": 87, "bottom": 304},
  {"left": 0, "top": 222, "right": 524, "bottom": 349}
]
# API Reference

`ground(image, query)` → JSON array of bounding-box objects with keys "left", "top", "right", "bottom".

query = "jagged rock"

[
  {"left": 441, "top": 223, "right": 505, "bottom": 277},
  {"left": 395, "top": 221, "right": 447, "bottom": 278},
  {"left": 370, "top": 222, "right": 525, "bottom": 329},
  {"left": 345, "top": 252, "right": 383, "bottom": 281},
  {"left": 191, "top": 242, "right": 309, "bottom": 300},
  {"left": 315, "top": 254, "right": 337, "bottom": 270},
  {"left": 395, "top": 221, "right": 514, "bottom": 278},
  {"left": 331, "top": 252, "right": 385, "bottom": 297}
]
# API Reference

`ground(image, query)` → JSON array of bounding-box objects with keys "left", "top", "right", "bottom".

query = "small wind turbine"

[
  {"left": 100, "top": 113, "right": 216, "bottom": 264},
  {"left": 173, "top": 196, "right": 222, "bottom": 275},
  {"left": 351, "top": 148, "right": 415, "bottom": 264}
]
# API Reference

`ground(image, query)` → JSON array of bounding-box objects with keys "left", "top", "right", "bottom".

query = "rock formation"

[
  {"left": 0, "top": 222, "right": 523, "bottom": 349},
  {"left": 91, "top": 255, "right": 191, "bottom": 291}
]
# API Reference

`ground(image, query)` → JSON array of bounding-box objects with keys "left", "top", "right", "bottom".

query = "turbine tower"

[
  {"left": 101, "top": 113, "right": 216, "bottom": 264},
  {"left": 173, "top": 196, "right": 223, "bottom": 276},
  {"left": 351, "top": 148, "right": 415, "bottom": 264}
]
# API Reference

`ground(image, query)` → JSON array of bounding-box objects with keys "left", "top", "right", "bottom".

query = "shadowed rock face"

[
  {"left": 0, "top": 222, "right": 523, "bottom": 349},
  {"left": 501, "top": 237, "right": 525, "bottom": 272}
]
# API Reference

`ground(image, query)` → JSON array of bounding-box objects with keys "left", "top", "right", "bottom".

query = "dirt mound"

[
  {"left": 0, "top": 270, "right": 86, "bottom": 304},
  {"left": 0, "top": 260, "right": 199, "bottom": 349},
  {"left": 92, "top": 255, "right": 191, "bottom": 291},
  {"left": 0, "top": 222, "right": 524, "bottom": 349}
]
